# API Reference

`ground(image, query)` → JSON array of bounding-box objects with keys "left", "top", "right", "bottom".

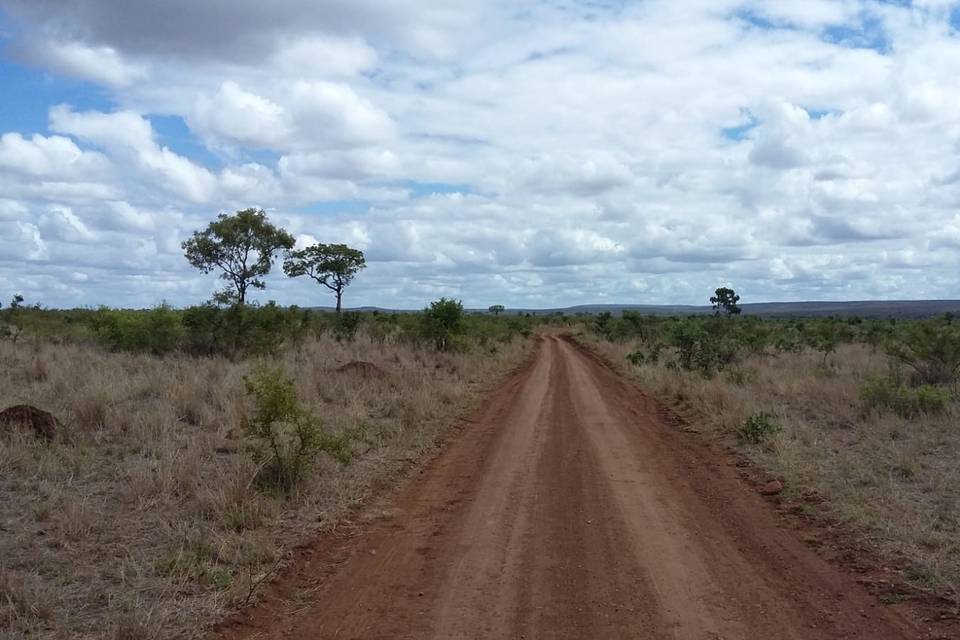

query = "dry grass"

[
  {"left": 590, "top": 336, "right": 960, "bottom": 601},
  {"left": 0, "top": 332, "right": 529, "bottom": 639}
]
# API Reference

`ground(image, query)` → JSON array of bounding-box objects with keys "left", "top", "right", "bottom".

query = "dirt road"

[{"left": 215, "top": 334, "right": 929, "bottom": 639}]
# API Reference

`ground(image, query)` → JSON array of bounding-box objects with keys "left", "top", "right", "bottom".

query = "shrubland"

[
  {"left": 0, "top": 306, "right": 541, "bottom": 638},
  {"left": 585, "top": 311, "right": 960, "bottom": 601}
]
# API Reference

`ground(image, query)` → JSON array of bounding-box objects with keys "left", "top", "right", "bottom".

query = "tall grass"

[
  {"left": 0, "top": 329, "right": 530, "bottom": 638},
  {"left": 592, "top": 336, "right": 960, "bottom": 601}
]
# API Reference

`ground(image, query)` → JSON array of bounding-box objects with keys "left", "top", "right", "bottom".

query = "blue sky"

[{"left": 3, "top": 0, "right": 960, "bottom": 309}]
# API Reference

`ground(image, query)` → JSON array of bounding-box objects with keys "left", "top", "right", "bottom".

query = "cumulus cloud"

[
  {"left": 24, "top": 41, "right": 146, "bottom": 87},
  {"left": 50, "top": 106, "right": 218, "bottom": 203},
  {"left": 0, "top": 132, "right": 109, "bottom": 178},
  {"left": 2, "top": 0, "right": 960, "bottom": 307}
]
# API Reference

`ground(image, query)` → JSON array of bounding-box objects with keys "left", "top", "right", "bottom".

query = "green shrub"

[
  {"left": 885, "top": 320, "right": 960, "bottom": 386},
  {"left": 332, "top": 312, "right": 362, "bottom": 342},
  {"left": 421, "top": 298, "right": 464, "bottom": 351},
  {"left": 94, "top": 304, "right": 184, "bottom": 354},
  {"left": 181, "top": 303, "right": 293, "bottom": 356},
  {"left": 861, "top": 376, "right": 953, "bottom": 418},
  {"left": 593, "top": 311, "right": 613, "bottom": 339},
  {"left": 242, "top": 367, "right": 352, "bottom": 495},
  {"left": 739, "top": 412, "right": 781, "bottom": 444},
  {"left": 626, "top": 343, "right": 663, "bottom": 366},
  {"left": 668, "top": 319, "right": 739, "bottom": 377}
]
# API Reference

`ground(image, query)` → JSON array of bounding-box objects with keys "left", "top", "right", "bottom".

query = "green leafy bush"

[
  {"left": 181, "top": 303, "right": 298, "bottom": 356},
  {"left": 861, "top": 376, "right": 953, "bottom": 418},
  {"left": 93, "top": 304, "right": 184, "bottom": 354},
  {"left": 668, "top": 319, "right": 739, "bottom": 377},
  {"left": 421, "top": 298, "right": 464, "bottom": 351},
  {"left": 885, "top": 320, "right": 960, "bottom": 386},
  {"left": 242, "top": 367, "right": 352, "bottom": 495},
  {"left": 739, "top": 412, "right": 781, "bottom": 444},
  {"left": 593, "top": 311, "right": 614, "bottom": 339},
  {"left": 332, "top": 312, "right": 362, "bottom": 342},
  {"left": 626, "top": 343, "right": 664, "bottom": 366}
]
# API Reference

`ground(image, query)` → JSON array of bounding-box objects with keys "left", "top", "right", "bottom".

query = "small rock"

[{"left": 760, "top": 479, "right": 784, "bottom": 496}]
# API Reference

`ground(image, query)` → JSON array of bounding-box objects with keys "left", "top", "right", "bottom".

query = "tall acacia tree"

[
  {"left": 182, "top": 208, "right": 295, "bottom": 305},
  {"left": 283, "top": 243, "right": 366, "bottom": 313}
]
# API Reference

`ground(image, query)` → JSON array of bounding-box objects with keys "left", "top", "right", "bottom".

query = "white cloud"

[
  {"left": 50, "top": 106, "right": 218, "bottom": 203},
  {"left": 29, "top": 41, "right": 146, "bottom": 87},
  {"left": 0, "top": 132, "right": 109, "bottom": 178},
  {"left": 189, "top": 80, "right": 394, "bottom": 152},
  {"left": 4, "top": 0, "right": 960, "bottom": 307},
  {"left": 272, "top": 36, "right": 377, "bottom": 77},
  {"left": 191, "top": 82, "right": 290, "bottom": 149}
]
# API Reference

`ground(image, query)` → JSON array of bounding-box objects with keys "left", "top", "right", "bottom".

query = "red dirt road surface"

[{"left": 214, "top": 334, "right": 940, "bottom": 639}]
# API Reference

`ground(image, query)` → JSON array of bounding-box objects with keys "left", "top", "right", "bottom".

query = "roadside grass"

[
  {"left": 0, "top": 332, "right": 529, "bottom": 639},
  {"left": 590, "top": 337, "right": 960, "bottom": 602}
]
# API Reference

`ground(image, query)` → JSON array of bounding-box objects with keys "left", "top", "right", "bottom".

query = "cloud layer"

[{"left": 2, "top": 0, "right": 960, "bottom": 308}]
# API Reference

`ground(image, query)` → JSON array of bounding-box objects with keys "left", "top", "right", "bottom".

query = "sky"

[{"left": 2, "top": 0, "right": 960, "bottom": 309}]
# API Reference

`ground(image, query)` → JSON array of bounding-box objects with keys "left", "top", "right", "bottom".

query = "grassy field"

[
  {"left": 585, "top": 317, "right": 960, "bottom": 604},
  {"left": 0, "top": 319, "right": 532, "bottom": 639}
]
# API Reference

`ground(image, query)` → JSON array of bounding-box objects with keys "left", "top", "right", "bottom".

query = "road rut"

[{"left": 214, "top": 334, "right": 926, "bottom": 639}]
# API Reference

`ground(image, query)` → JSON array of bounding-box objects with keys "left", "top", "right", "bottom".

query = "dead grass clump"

[
  {"left": 0, "top": 567, "right": 54, "bottom": 631},
  {"left": 336, "top": 360, "right": 386, "bottom": 378}
]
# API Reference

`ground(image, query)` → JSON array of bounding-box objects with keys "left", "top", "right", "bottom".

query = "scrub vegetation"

[
  {"left": 0, "top": 209, "right": 547, "bottom": 639},
  {"left": 585, "top": 291, "right": 960, "bottom": 604},
  {"left": 0, "top": 309, "right": 538, "bottom": 639}
]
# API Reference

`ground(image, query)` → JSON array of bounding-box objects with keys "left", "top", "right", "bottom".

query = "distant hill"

[
  {"left": 325, "top": 300, "right": 960, "bottom": 319},
  {"left": 531, "top": 300, "right": 960, "bottom": 319}
]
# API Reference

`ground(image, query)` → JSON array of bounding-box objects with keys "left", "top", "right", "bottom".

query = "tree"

[
  {"left": 182, "top": 208, "right": 294, "bottom": 306},
  {"left": 488, "top": 304, "right": 505, "bottom": 316},
  {"left": 710, "top": 287, "right": 741, "bottom": 317},
  {"left": 421, "top": 298, "right": 464, "bottom": 350},
  {"left": 283, "top": 243, "right": 366, "bottom": 314}
]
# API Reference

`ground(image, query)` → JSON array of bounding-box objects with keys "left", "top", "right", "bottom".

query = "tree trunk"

[{"left": 335, "top": 290, "right": 342, "bottom": 314}]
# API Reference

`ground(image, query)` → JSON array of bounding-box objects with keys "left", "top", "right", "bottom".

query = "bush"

[
  {"left": 332, "top": 312, "right": 362, "bottom": 342},
  {"left": 93, "top": 304, "right": 184, "bottom": 354},
  {"left": 861, "top": 376, "right": 953, "bottom": 418},
  {"left": 421, "top": 298, "right": 464, "bottom": 351},
  {"left": 242, "top": 367, "right": 352, "bottom": 495},
  {"left": 626, "top": 343, "right": 664, "bottom": 366},
  {"left": 668, "top": 319, "right": 739, "bottom": 377},
  {"left": 181, "top": 303, "right": 295, "bottom": 356},
  {"left": 739, "top": 412, "right": 780, "bottom": 444},
  {"left": 593, "top": 311, "right": 613, "bottom": 339},
  {"left": 885, "top": 320, "right": 960, "bottom": 386}
]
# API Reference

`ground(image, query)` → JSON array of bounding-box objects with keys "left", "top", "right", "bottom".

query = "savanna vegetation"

[
  {"left": 0, "top": 209, "right": 548, "bottom": 639},
  {"left": 4, "top": 204, "right": 958, "bottom": 636},
  {"left": 584, "top": 288, "right": 960, "bottom": 604}
]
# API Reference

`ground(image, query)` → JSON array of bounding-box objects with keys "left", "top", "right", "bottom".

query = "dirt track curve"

[{"left": 214, "top": 334, "right": 932, "bottom": 640}]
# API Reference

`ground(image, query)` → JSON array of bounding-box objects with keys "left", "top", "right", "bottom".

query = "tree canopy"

[
  {"left": 710, "top": 287, "right": 742, "bottom": 317},
  {"left": 283, "top": 243, "right": 366, "bottom": 313},
  {"left": 182, "top": 208, "right": 294, "bottom": 305}
]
